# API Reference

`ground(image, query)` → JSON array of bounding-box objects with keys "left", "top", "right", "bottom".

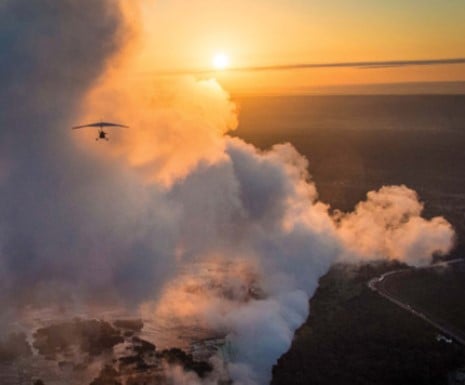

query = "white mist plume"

[
  {"left": 78, "top": 75, "right": 238, "bottom": 186},
  {"left": 335, "top": 185, "right": 455, "bottom": 266},
  {"left": 140, "top": 133, "right": 453, "bottom": 385}
]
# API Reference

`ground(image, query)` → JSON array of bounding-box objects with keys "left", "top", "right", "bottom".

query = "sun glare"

[{"left": 212, "top": 53, "right": 230, "bottom": 70}]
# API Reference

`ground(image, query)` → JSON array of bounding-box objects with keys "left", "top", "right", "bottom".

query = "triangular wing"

[
  {"left": 99, "top": 122, "right": 129, "bottom": 128},
  {"left": 72, "top": 122, "right": 103, "bottom": 129}
]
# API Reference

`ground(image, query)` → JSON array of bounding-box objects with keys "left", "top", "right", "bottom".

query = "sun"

[{"left": 212, "top": 53, "right": 230, "bottom": 70}]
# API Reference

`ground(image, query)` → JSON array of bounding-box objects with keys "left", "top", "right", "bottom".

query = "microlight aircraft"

[{"left": 72, "top": 121, "right": 128, "bottom": 141}]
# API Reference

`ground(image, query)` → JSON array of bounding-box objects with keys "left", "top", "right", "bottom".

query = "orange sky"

[{"left": 128, "top": 0, "right": 465, "bottom": 94}]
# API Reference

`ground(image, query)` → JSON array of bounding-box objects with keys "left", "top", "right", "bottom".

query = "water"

[{"left": 2, "top": 262, "right": 232, "bottom": 384}]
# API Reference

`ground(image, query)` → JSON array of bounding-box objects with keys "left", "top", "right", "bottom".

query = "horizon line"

[{"left": 154, "top": 57, "right": 465, "bottom": 76}]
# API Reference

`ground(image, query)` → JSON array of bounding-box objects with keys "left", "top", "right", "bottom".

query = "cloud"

[
  {"left": 142, "top": 141, "right": 453, "bottom": 384},
  {"left": 0, "top": 0, "right": 177, "bottom": 305},
  {"left": 335, "top": 185, "right": 454, "bottom": 266},
  {"left": 78, "top": 75, "right": 238, "bottom": 186}
]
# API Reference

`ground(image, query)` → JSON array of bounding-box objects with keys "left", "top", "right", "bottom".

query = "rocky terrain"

[{"left": 0, "top": 318, "right": 218, "bottom": 385}]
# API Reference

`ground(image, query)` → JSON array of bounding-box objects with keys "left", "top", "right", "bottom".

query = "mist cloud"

[
  {"left": 335, "top": 185, "right": 454, "bottom": 266},
  {"left": 0, "top": 0, "right": 174, "bottom": 305}
]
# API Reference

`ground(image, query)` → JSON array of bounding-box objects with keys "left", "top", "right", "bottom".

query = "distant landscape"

[
  {"left": 235, "top": 94, "right": 465, "bottom": 384},
  {"left": 271, "top": 262, "right": 465, "bottom": 385},
  {"left": 235, "top": 94, "right": 465, "bottom": 252}
]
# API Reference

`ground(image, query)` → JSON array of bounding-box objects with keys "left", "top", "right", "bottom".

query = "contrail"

[{"left": 155, "top": 57, "right": 465, "bottom": 76}]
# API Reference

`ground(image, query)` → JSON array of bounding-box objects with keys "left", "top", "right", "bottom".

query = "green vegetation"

[
  {"left": 271, "top": 262, "right": 465, "bottom": 385},
  {"left": 384, "top": 262, "right": 465, "bottom": 333}
]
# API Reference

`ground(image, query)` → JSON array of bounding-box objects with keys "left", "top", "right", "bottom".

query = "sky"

[{"left": 136, "top": 0, "right": 465, "bottom": 94}]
